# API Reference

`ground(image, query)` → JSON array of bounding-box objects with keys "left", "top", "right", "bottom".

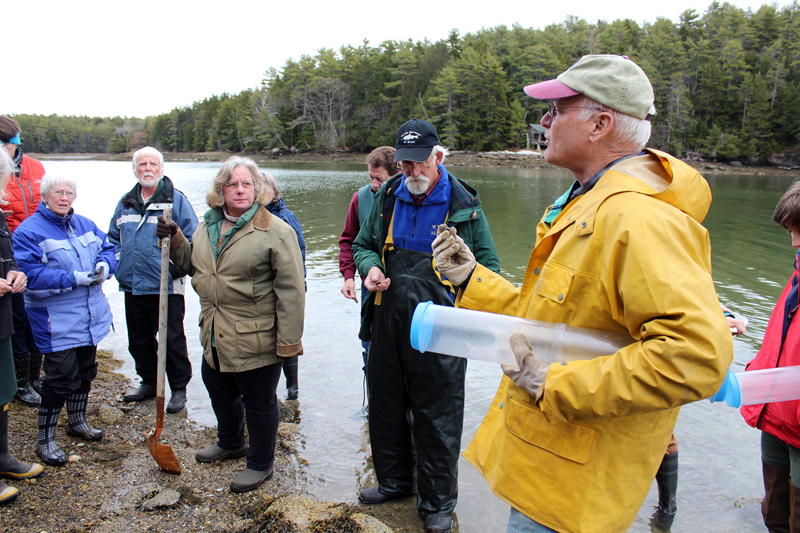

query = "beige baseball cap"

[{"left": 524, "top": 55, "right": 655, "bottom": 120}]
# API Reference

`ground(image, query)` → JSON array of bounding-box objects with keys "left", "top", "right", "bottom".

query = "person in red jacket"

[
  {"left": 741, "top": 178, "right": 800, "bottom": 533},
  {"left": 0, "top": 116, "right": 43, "bottom": 407}
]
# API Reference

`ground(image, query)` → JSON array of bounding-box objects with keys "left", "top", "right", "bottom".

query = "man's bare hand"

[
  {"left": 342, "top": 278, "right": 358, "bottom": 302},
  {"left": 364, "top": 266, "right": 391, "bottom": 292},
  {"left": 727, "top": 316, "right": 747, "bottom": 336}
]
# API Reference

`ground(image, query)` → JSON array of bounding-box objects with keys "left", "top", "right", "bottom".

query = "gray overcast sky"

[{"left": 5, "top": 0, "right": 775, "bottom": 118}]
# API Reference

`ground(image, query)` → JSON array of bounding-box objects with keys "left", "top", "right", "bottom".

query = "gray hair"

[
  {"left": 0, "top": 150, "right": 13, "bottom": 204},
  {"left": 432, "top": 145, "right": 450, "bottom": 164},
  {"left": 577, "top": 95, "right": 655, "bottom": 152},
  {"left": 260, "top": 172, "right": 281, "bottom": 201},
  {"left": 0, "top": 148, "right": 13, "bottom": 182},
  {"left": 206, "top": 156, "right": 270, "bottom": 209},
  {"left": 131, "top": 146, "right": 165, "bottom": 176},
  {"left": 40, "top": 173, "right": 78, "bottom": 199}
]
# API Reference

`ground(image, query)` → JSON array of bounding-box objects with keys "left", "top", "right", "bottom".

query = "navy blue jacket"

[{"left": 108, "top": 176, "right": 198, "bottom": 295}]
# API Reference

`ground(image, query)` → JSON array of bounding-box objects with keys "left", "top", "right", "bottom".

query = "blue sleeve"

[
  {"left": 283, "top": 212, "right": 306, "bottom": 267},
  {"left": 93, "top": 224, "right": 118, "bottom": 275},
  {"left": 12, "top": 225, "right": 75, "bottom": 293},
  {"left": 107, "top": 201, "right": 122, "bottom": 250},
  {"left": 175, "top": 193, "right": 198, "bottom": 241}
]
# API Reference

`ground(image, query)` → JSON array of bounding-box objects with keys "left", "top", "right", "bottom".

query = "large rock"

[
  {"left": 254, "top": 494, "right": 392, "bottom": 532},
  {"left": 99, "top": 403, "right": 125, "bottom": 425}
]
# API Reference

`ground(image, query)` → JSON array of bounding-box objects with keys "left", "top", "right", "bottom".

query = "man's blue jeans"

[{"left": 507, "top": 508, "right": 557, "bottom": 533}]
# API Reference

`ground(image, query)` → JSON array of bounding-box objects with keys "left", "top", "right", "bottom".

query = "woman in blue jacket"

[
  {"left": 12, "top": 173, "right": 116, "bottom": 465},
  {"left": 262, "top": 172, "right": 305, "bottom": 400}
]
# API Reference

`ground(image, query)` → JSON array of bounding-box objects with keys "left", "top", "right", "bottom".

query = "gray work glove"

[
  {"left": 431, "top": 224, "right": 476, "bottom": 287},
  {"left": 501, "top": 333, "right": 549, "bottom": 398},
  {"left": 89, "top": 261, "right": 109, "bottom": 285},
  {"left": 73, "top": 271, "right": 94, "bottom": 287}
]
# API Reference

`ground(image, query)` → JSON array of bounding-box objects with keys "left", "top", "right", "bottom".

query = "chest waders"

[{"left": 366, "top": 206, "right": 466, "bottom": 518}]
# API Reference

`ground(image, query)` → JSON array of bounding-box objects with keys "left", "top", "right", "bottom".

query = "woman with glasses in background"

[{"left": 157, "top": 156, "right": 305, "bottom": 493}]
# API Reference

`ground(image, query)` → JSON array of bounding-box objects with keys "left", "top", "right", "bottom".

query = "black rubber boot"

[
  {"left": 283, "top": 358, "right": 298, "bottom": 400},
  {"left": 656, "top": 452, "right": 678, "bottom": 518},
  {"left": 65, "top": 389, "right": 103, "bottom": 442},
  {"left": 29, "top": 353, "right": 43, "bottom": 395},
  {"left": 13, "top": 353, "right": 40, "bottom": 407},
  {"left": 37, "top": 405, "right": 67, "bottom": 466},
  {"left": 0, "top": 405, "right": 43, "bottom": 480}
]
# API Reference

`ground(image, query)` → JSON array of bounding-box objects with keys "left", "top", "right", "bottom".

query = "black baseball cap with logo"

[{"left": 393, "top": 119, "right": 441, "bottom": 163}]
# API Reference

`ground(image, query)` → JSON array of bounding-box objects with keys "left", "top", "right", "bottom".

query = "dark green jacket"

[{"left": 353, "top": 170, "right": 500, "bottom": 340}]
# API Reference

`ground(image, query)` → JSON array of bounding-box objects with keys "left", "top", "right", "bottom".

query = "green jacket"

[
  {"left": 170, "top": 204, "right": 305, "bottom": 372},
  {"left": 353, "top": 170, "right": 500, "bottom": 340}
]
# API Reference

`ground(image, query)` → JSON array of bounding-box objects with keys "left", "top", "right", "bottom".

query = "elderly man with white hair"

[
  {"left": 108, "top": 146, "right": 198, "bottom": 413},
  {"left": 433, "top": 55, "right": 733, "bottom": 533}
]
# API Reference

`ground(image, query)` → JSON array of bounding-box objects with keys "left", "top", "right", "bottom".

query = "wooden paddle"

[{"left": 144, "top": 205, "right": 181, "bottom": 475}]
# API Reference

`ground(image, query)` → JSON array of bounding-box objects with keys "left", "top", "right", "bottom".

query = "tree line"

[{"left": 11, "top": 1, "right": 800, "bottom": 162}]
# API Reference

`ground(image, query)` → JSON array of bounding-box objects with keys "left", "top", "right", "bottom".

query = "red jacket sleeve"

[{"left": 338, "top": 191, "right": 360, "bottom": 280}]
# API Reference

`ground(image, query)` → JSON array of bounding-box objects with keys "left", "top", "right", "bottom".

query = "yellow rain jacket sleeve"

[{"left": 459, "top": 150, "right": 733, "bottom": 533}]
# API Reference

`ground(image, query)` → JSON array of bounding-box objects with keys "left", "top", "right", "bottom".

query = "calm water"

[{"left": 39, "top": 159, "right": 797, "bottom": 532}]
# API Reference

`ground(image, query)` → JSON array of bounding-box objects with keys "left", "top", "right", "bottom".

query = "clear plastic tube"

[
  {"left": 410, "top": 302, "right": 634, "bottom": 366},
  {"left": 710, "top": 366, "right": 800, "bottom": 408}
]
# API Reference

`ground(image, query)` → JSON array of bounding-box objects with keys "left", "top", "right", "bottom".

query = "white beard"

[{"left": 406, "top": 176, "right": 430, "bottom": 195}]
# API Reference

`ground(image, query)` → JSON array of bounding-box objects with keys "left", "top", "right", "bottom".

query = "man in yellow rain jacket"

[{"left": 431, "top": 55, "right": 733, "bottom": 533}]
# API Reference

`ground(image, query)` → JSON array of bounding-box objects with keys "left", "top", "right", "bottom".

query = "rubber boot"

[
  {"left": 283, "top": 358, "right": 298, "bottom": 400},
  {"left": 656, "top": 452, "right": 679, "bottom": 520},
  {"left": 762, "top": 461, "right": 794, "bottom": 532},
  {"left": 13, "top": 353, "right": 40, "bottom": 407},
  {"left": 0, "top": 480, "right": 18, "bottom": 504},
  {"left": 29, "top": 353, "right": 43, "bottom": 395},
  {"left": 37, "top": 405, "right": 67, "bottom": 466},
  {"left": 65, "top": 388, "right": 103, "bottom": 441},
  {"left": 0, "top": 405, "right": 43, "bottom": 480}
]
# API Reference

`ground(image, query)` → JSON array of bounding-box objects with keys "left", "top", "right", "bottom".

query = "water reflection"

[{"left": 37, "top": 159, "right": 797, "bottom": 532}]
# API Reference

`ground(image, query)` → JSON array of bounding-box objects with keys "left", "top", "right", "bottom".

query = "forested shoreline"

[{"left": 11, "top": 1, "right": 800, "bottom": 164}]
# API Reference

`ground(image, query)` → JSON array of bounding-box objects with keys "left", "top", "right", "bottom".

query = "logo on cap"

[{"left": 401, "top": 132, "right": 421, "bottom": 143}]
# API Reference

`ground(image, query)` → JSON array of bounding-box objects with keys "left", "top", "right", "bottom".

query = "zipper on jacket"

[{"left": 17, "top": 179, "right": 29, "bottom": 218}]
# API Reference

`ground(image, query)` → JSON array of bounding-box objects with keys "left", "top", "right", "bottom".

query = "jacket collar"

[
  {"left": 383, "top": 167, "right": 483, "bottom": 224},
  {"left": 121, "top": 176, "right": 175, "bottom": 208},
  {"left": 547, "top": 149, "right": 711, "bottom": 238},
  {"left": 204, "top": 203, "right": 272, "bottom": 232},
  {"left": 36, "top": 201, "right": 73, "bottom": 226},
  {"left": 266, "top": 197, "right": 286, "bottom": 215}
]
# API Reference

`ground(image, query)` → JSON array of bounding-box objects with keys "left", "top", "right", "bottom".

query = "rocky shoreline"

[
  {"left": 1, "top": 351, "right": 393, "bottom": 533},
  {"left": 31, "top": 150, "right": 800, "bottom": 176}
]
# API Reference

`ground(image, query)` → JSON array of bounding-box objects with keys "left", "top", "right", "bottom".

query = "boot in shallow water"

[
  {"left": 13, "top": 353, "right": 40, "bottom": 407},
  {"left": 283, "top": 358, "right": 298, "bottom": 400},
  {"left": 0, "top": 405, "right": 43, "bottom": 479},
  {"left": 65, "top": 389, "right": 103, "bottom": 441},
  {"left": 656, "top": 452, "right": 678, "bottom": 519}
]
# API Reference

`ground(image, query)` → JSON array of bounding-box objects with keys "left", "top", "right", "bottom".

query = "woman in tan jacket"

[{"left": 158, "top": 156, "right": 305, "bottom": 493}]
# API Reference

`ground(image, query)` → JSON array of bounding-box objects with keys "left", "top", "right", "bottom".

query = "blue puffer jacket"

[
  {"left": 108, "top": 176, "right": 198, "bottom": 295},
  {"left": 12, "top": 202, "right": 117, "bottom": 353},
  {"left": 266, "top": 198, "right": 306, "bottom": 276}
]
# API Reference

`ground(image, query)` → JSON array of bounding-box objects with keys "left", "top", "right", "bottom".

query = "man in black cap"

[{"left": 353, "top": 119, "right": 500, "bottom": 533}]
